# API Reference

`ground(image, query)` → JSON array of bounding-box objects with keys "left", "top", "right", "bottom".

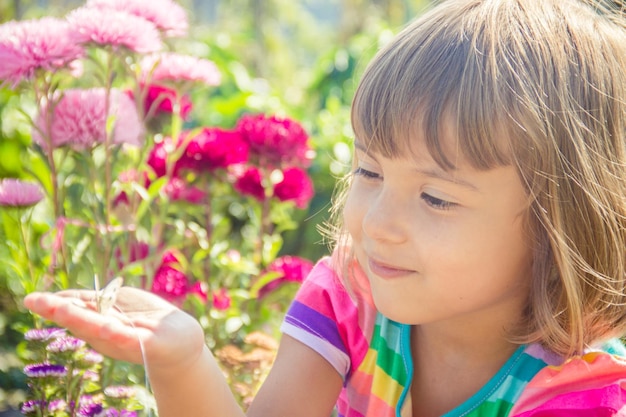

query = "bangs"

[{"left": 351, "top": 0, "right": 521, "bottom": 170}]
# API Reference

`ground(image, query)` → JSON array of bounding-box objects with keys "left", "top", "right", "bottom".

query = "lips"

[{"left": 367, "top": 258, "right": 415, "bottom": 279}]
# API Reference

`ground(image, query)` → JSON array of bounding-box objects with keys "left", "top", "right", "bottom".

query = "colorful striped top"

[{"left": 280, "top": 257, "right": 626, "bottom": 417}]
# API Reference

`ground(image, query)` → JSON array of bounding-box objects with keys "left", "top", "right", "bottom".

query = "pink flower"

[
  {"left": 67, "top": 7, "right": 162, "bottom": 53},
  {"left": 258, "top": 256, "right": 313, "bottom": 298},
  {"left": 273, "top": 167, "right": 314, "bottom": 208},
  {"left": 164, "top": 177, "right": 206, "bottom": 203},
  {"left": 115, "top": 241, "right": 150, "bottom": 270},
  {"left": 236, "top": 114, "right": 313, "bottom": 168},
  {"left": 0, "top": 179, "right": 44, "bottom": 208},
  {"left": 86, "top": 0, "right": 188, "bottom": 37},
  {"left": 0, "top": 18, "right": 83, "bottom": 86},
  {"left": 177, "top": 128, "right": 249, "bottom": 173},
  {"left": 151, "top": 250, "right": 189, "bottom": 302},
  {"left": 32, "top": 88, "right": 143, "bottom": 150},
  {"left": 130, "top": 83, "right": 193, "bottom": 119},
  {"left": 140, "top": 52, "right": 221, "bottom": 86},
  {"left": 212, "top": 288, "right": 231, "bottom": 311},
  {"left": 234, "top": 166, "right": 266, "bottom": 201}
]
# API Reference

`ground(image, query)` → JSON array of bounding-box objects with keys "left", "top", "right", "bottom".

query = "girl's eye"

[
  {"left": 421, "top": 192, "right": 456, "bottom": 210},
  {"left": 354, "top": 167, "right": 381, "bottom": 179}
]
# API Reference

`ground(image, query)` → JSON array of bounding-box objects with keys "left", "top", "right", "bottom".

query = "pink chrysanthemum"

[
  {"left": 0, "top": 179, "right": 44, "bottom": 208},
  {"left": 212, "top": 288, "right": 231, "bottom": 311},
  {"left": 32, "top": 88, "right": 143, "bottom": 150},
  {"left": 0, "top": 18, "right": 83, "bottom": 87},
  {"left": 141, "top": 52, "right": 221, "bottom": 86},
  {"left": 86, "top": 0, "right": 188, "bottom": 37},
  {"left": 177, "top": 128, "right": 249, "bottom": 173},
  {"left": 67, "top": 7, "right": 162, "bottom": 53}
]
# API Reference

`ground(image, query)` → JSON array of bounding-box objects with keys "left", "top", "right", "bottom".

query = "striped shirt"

[{"left": 281, "top": 257, "right": 626, "bottom": 417}]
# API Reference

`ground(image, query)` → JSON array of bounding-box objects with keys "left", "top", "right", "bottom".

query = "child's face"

[{"left": 344, "top": 134, "right": 533, "bottom": 331}]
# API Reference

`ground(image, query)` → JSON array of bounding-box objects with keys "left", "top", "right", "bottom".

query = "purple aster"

[
  {"left": 32, "top": 88, "right": 143, "bottom": 150},
  {"left": 104, "top": 385, "right": 135, "bottom": 399},
  {"left": 23, "top": 362, "right": 67, "bottom": 378},
  {"left": 76, "top": 402, "right": 104, "bottom": 417},
  {"left": 86, "top": 0, "right": 188, "bottom": 37},
  {"left": 0, "top": 179, "right": 44, "bottom": 208},
  {"left": 67, "top": 7, "right": 162, "bottom": 53},
  {"left": 140, "top": 52, "right": 221, "bottom": 86},
  {"left": 21, "top": 400, "right": 45, "bottom": 414},
  {"left": 83, "top": 349, "right": 105, "bottom": 364},
  {"left": 48, "top": 399, "right": 69, "bottom": 413},
  {"left": 0, "top": 17, "right": 83, "bottom": 87},
  {"left": 104, "top": 410, "right": 138, "bottom": 417},
  {"left": 24, "top": 327, "right": 66, "bottom": 341},
  {"left": 46, "top": 336, "right": 86, "bottom": 353}
]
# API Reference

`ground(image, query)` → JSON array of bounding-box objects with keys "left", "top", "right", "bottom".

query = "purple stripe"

[{"left": 285, "top": 300, "right": 347, "bottom": 354}]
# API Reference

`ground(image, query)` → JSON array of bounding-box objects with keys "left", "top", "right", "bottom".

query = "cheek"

[{"left": 343, "top": 188, "right": 365, "bottom": 239}]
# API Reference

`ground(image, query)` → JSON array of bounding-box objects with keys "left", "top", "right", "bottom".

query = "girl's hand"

[{"left": 23, "top": 287, "right": 205, "bottom": 373}]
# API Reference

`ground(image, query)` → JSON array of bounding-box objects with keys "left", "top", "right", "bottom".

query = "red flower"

[
  {"left": 131, "top": 83, "right": 193, "bottom": 120},
  {"left": 151, "top": 250, "right": 189, "bottom": 302},
  {"left": 234, "top": 166, "right": 266, "bottom": 201},
  {"left": 146, "top": 137, "right": 173, "bottom": 177},
  {"left": 258, "top": 256, "right": 314, "bottom": 298},
  {"left": 212, "top": 288, "right": 231, "bottom": 311},
  {"left": 164, "top": 177, "right": 206, "bottom": 203},
  {"left": 178, "top": 128, "right": 249, "bottom": 173},
  {"left": 236, "top": 114, "right": 313, "bottom": 168},
  {"left": 273, "top": 167, "right": 314, "bottom": 208}
]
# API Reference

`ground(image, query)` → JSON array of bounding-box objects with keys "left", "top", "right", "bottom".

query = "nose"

[{"left": 361, "top": 189, "right": 409, "bottom": 244}]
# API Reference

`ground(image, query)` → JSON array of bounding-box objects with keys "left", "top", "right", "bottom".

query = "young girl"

[{"left": 24, "top": 0, "right": 626, "bottom": 416}]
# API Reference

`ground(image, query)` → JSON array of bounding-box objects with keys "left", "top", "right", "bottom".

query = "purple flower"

[
  {"left": 140, "top": 52, "right": 221, "bottom": 86},
  {"left": 48, "top": 399, "right": 69, "bottom": 413},
  {"left": 46, "top": 336, "right": 86, "bottom": 353},
  {"left": 0, "top": 179, "right": 44, "bottom": 208},
  {"left": 23, "top": 363, "right": 67, "bottom": 378},
  {"left": 104, "top": 385, "right": 135, "bottom": 399},
  {"left": 24, "top": 327, "right": 66, "bottom": 341},
  {"left": 86, "top": 0, "right": 188, "bottom": 37},
  {"left": 21, "top": 400, "right": 45, "bottom": 414},
  {"left": 76, "top": 402, "right": 104, "bottom": 417},
  {"left": 273, "top": 167, "right": 315, "bottom": 208},
  {"left": 67, "top": 7, "right": 162, "bottom": 53},
  {"left": 177, "top": 128, "right": 249, "bottom": 173},
  {"left": 236, "top": 114, "right": 313, "bottom": 168},
  {"left": 32, "top": 88, "right": 143, "bottom": 150},
  {"left": 234, "top": 166, "right": 266, "bottom": 201},
  {"left": 0, "top": 17, "right": 83, "bottom": 86},
  {"left": 104, "top": 409, "right": 138, "bottom": 417},
  {"left": 258, "top": 256, "right": 313, "bottom": 297}
]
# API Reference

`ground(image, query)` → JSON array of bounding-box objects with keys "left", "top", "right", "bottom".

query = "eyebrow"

[{"left": 353, "top": 140, "right": 480, "bottom": 192}]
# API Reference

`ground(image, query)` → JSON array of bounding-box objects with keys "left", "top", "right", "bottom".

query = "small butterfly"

[{"left": 95, "top": 276, "right": 123, "bottom": 314}]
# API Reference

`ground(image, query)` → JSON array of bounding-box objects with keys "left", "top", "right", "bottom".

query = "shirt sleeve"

[
  {"left": 510, "top": 350, "right": 626, "bottom": 417},
  {"left": 280, "top": 257, "right": 367, "bottom": 380}
]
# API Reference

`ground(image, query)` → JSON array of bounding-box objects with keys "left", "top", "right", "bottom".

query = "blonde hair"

[{"left": 330, "top": 0, "right": 626, "bottom": 357}]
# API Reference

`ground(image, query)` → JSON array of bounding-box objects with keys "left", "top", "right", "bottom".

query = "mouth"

[{"left": 367, "top": 258, "right": 415, "bottom": 280}]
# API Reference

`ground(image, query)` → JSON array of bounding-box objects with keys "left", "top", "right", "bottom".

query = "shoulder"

[
  {"left": 510, "top": 342, "right": 626, "bottom": 417},
  {"left": 280, "top": 257, "right": 376, "bottom": 379}
]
